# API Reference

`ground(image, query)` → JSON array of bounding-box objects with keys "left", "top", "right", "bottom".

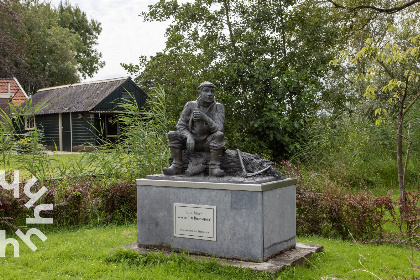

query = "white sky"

[{"left": 48, "top": 0, "right": 170, "bottom": 82}]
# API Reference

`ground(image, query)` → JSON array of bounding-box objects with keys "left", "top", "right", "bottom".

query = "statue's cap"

[{"left": 198, "top": 81, "right": 216, "bottom": 90}]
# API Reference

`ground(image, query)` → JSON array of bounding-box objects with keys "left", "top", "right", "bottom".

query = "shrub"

[
  {"left": 0, "top": 178, "right": 33, "bottom": 232},
  {"left": 50, "top": 178, "right": 137, "bottom": 226},
  {"left": 399, "top": 187, "right": 420, "bottom": 232},
  {"left": 1, "top": 175, "right": 138, "bottom": 230},
  {"left": 279, "top": 160, "right": 419, "bottom": 244},
  {"left": 53, "top": 182, "right": 99, "bottom": 226},
  {"left": 324, "top": 188, "right": 394, "bottom": 240},
  {"left": 15, "top": 130, "right": 45, "bottom": 154},
  {"left": 103, "top": 182, "right": 136, "bottom": 223}
]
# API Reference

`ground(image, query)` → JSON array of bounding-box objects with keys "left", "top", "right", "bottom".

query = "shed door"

[{"left": 62, "top": 113, "right": 72, "bottom": 152}]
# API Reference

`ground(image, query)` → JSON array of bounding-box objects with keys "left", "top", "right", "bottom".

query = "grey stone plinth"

[{"left": 136, "top": 177, "right": 297, "bottom": 262}]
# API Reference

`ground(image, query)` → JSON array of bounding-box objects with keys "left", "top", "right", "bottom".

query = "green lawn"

[
  {"left": 0, "top": 225, "right": 418, "bottom": 279},
  {"left": 0, "top": 153, "right": 95, "bottom": 183},
  {"left": 0, "top": 153, "right": 84, "bottom": 177}
]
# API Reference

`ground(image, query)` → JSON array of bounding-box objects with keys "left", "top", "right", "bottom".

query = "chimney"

[{"left": 7, "top": 82, "right": 11, "bottom": 94}]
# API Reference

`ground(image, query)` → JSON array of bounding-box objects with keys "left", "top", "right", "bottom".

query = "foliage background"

[{"left": 122, "top": 0, "right": 420, "bottom": 196}]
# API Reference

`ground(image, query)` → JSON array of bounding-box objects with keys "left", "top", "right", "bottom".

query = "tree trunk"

[{"left": 397, "top": 109, "right": 406, "bottom": 202}]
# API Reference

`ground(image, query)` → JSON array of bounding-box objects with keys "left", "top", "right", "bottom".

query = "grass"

[
  {"left": 297, "top": 163, "right": 418, "bottom": 198},
  {"left": 0, "top": 224, "right": 418, "bottom": 279},
  {"left": 0, "top": 153, "right": 85, "bottom": 179},
  {"left": 284, "top": 236, "right": 419, "bottom": 279},
  {"left": 0, "top": 148, "right": 164, "bottom": 183}
]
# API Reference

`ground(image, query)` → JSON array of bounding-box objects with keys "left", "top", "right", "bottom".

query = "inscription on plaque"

[{"left": 174, "top": 203, "right": 216, "bottom": 241}]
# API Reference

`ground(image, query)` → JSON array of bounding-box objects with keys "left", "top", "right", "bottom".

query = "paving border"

[{"left": 115, "top": 242, "right": 323, "bottom": 273}]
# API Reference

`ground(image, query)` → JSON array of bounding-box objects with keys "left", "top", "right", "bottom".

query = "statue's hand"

[
  {"left": 193, "top": 110, "right": 207, "bottom": 122},
  {"left": 186, "top": 135, "right": 195, "bottom": 151}
]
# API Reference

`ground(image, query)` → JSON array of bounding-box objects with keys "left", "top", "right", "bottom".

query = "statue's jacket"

[{"left": 176, "top": 97, "right": 225, "bottom": 142}]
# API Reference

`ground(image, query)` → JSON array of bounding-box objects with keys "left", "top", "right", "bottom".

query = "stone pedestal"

[{"left": 136, "top": 176, "right": 297, "bottom": 262}]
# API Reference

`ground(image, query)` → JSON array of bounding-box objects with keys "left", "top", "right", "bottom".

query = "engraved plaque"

[{"left": 174, "top": 203, "right": 216, "bottom": 241}]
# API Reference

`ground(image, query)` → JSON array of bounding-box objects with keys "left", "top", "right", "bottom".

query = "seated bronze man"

[{"left": 163, "top": 81, "right": 225, "bottom": 177}]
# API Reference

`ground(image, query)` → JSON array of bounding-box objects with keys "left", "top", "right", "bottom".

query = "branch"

[
  {"left": 377, "top": 60, "right": 394, "bottom": 79},
  {"left": 222, "top": 0, "right": 236, "bottom": 50},
  {"left": 401, "top": 74, "right": 409, "bottom": 107},
  {"left": 376, "top": 59, "right": 406, "bottom": 104},
  {"left": 403, "top": 91, "right": 420, "bottom": 116},
  {"left": 326, "top": 0, "right": 420, "bottom": 14}
]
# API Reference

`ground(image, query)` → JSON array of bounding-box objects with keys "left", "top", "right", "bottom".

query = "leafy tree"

[
  {"left": 0, "top": 0, "right": 29, "bottom": 81},
  {"left": 328, "top": 1, "right": 420, "bottom": 199},
  {"left": 124, "top": 0, "right": 342, "bottom": 160},
  {"left": 323, "top": 0, "right": 420, "bottom": 106},
  {"left": 57, "top": 0, "right": 104, "bottom": 80},
  {"left": 21, "top": 0, "right": 79, "bottom": 91},
  {"left": 348, "top": 30, "right": 420, "bottom": 200},
  {"left": 0, "top": 0, "right": 104, "bottom": 93}
]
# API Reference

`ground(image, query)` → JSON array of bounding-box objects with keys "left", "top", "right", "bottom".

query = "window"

[{"left": 25, "top": 115, "right": 35, "bottom": 130}]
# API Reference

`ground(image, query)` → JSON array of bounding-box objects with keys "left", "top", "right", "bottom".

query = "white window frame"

[{"left": 25, "top": 115, "right": 35, "bottom": 130}]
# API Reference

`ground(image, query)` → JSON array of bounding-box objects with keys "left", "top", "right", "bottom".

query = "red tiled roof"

[{"left": 0, "top": 78, "right": 28, "bottom": 105}]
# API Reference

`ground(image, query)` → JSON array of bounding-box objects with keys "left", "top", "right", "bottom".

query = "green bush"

[
  {"left": 15, "top": 130, "right": 45, "bottom": 154},
  {"left": 40, "top": 176, "right": 136, "bottom": 227}
]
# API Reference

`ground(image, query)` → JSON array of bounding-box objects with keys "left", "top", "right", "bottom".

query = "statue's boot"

[
  {"left": 163, "top": 147, "right": 183, "bottom": 175},
  {"left": 209, "top": 149, "right": 225, "bottom": 177}
]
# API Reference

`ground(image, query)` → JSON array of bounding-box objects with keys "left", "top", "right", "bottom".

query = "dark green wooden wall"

[
  {"left": 35, "top": 114, "right": 59, "bottom": 147},
  {"left": 71, "top": 112, "right": 96, "bottom": 146},
  {"left": 35, "top": 112, "right": 97, "bottom": 148}
]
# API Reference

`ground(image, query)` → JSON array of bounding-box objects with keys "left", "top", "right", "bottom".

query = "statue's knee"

[
  {"left": 168, "top": 131, "right": 177, "bottom": 141},
  {"left": 213, "top": 131, "right": 224, "bottom": 141}
]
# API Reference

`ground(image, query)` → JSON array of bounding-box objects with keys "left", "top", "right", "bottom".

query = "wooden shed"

[{"left": 24, "top": 77, "right": 147, "bottom": 152}]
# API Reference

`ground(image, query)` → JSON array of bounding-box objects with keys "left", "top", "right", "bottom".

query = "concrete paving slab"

[
  {"left": 115, "top": 242, "right": 323, "bottom": 273},
  {"left": 44, "top": 151, "right": 82, "bottom": 155}
]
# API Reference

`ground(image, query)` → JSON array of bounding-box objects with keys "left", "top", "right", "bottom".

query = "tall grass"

[
  {"left": 294, "top": 112, "right": 420, "bottom": 193},
  {"left": 85, "top": 86, "right": 170, "bottom": 181},
  {"left": 0, "top": 97, "right": 57, "bottom": 184},
  {"left": 0, "top": 103, "right": 24, "bottom": 168}
]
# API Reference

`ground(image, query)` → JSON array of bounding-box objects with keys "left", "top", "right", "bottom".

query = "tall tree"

[
  {"left": 0, "top": 0, "right": 104, "bottom": 94},
  {"left": 342, "top": 22, "right": 420, "bottom": 201},
  {"left": 21, "top": 0, "right": 79, "bottom": 91},
  {"left": 327, "top": 0, "right": 420, "bottom": 199},
  {"left": 125, "top": 0, "right": 342, "bottom": 160},
  {"left": 0, "top": 0, "right": 28, "bottom": 80},
  {"left": 57, "top": 1, "right": 104, "bottom": 80}
]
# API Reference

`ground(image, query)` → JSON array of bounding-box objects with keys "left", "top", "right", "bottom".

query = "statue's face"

[{"left": 200, "top": 86, "right": 215, "bottom": 103}]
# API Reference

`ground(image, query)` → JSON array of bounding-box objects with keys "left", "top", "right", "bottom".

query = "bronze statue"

[{"left": 163, "top": 81, "right": 225, "bottom": 177}]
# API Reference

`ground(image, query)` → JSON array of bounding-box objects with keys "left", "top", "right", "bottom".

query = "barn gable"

[{"left": 93, "top": 78, "right": 147, "bottom": 112}]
